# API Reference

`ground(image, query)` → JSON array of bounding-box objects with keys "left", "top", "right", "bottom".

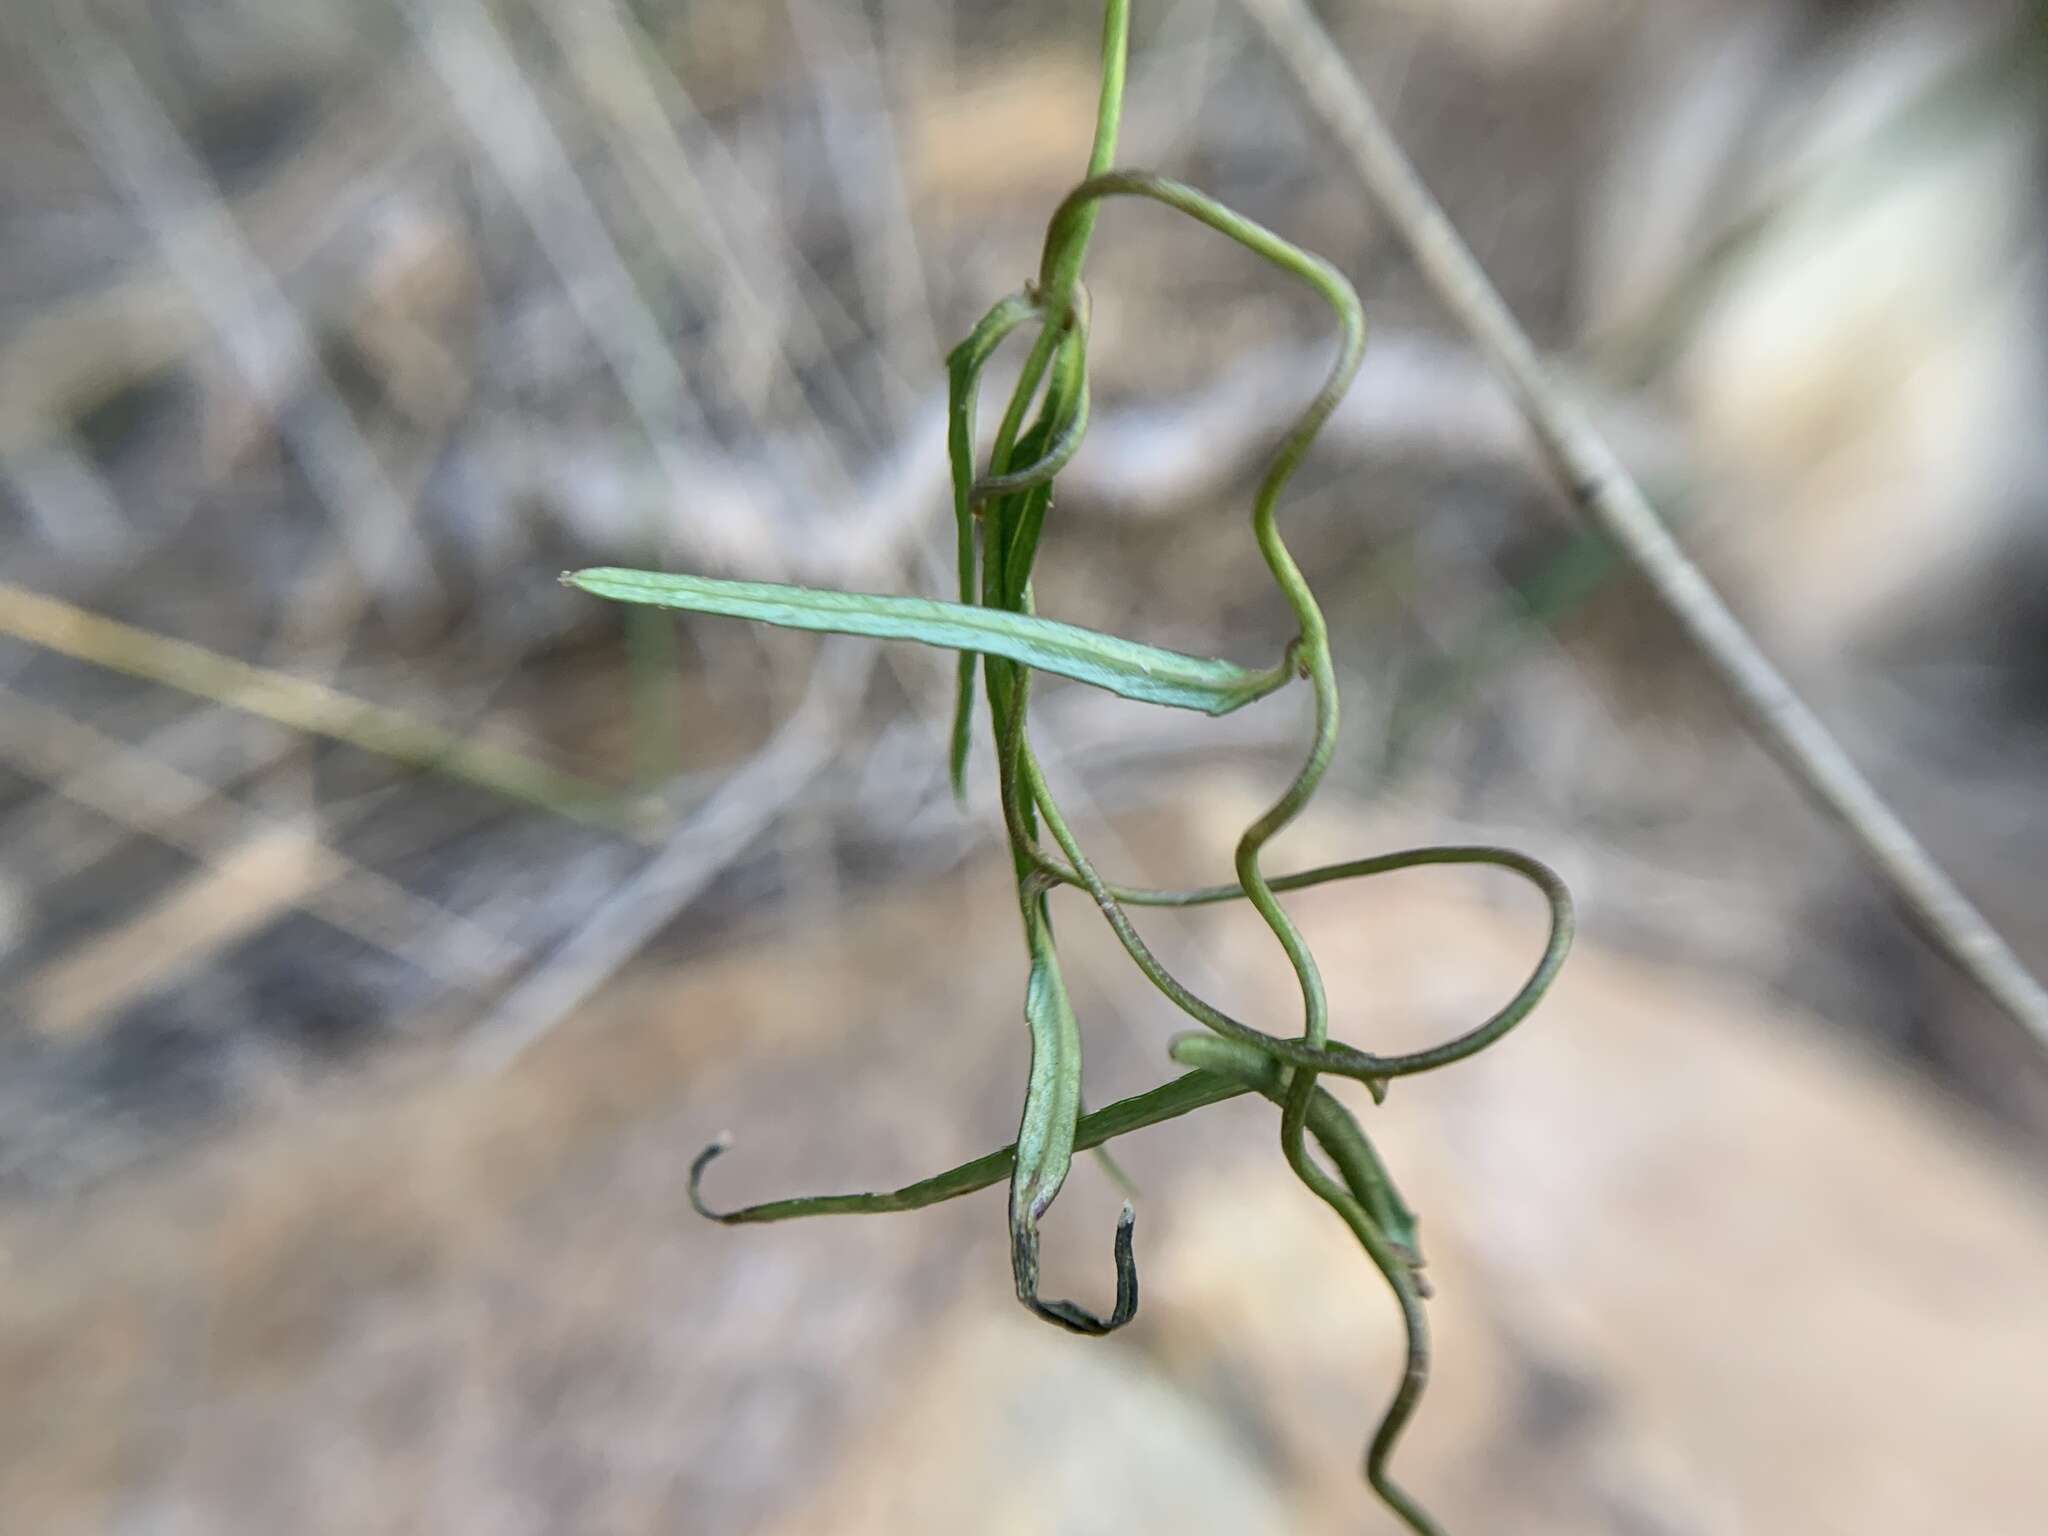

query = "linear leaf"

[
  {"left": 688, "top": 1068, "right": 1251, "bottom": 1225},
  {"left": 565, "top": 567, "right": 1292, "bottom": 716},
  {"left": 946, "top": 290, "right": 1043, "bottom": 798}
]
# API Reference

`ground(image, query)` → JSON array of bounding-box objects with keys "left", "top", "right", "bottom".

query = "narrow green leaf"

[
  {"left": 566, "top": 567, "right": 1293, "bottom": 716},
  {"left": 946, "top": 291, "right": 1043, "bottom": 800},
  {"left": 687, "top": 1067, "right": 1253, "bottom": 1226}
]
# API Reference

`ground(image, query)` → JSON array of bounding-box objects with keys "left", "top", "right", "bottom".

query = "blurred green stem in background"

[{"left": 0, "top": 580, "right": 645, "bottom": 836}]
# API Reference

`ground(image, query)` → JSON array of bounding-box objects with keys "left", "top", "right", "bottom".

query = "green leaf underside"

[
  {"left": 1014, "top": 948, "right": 1081, "bottom": 1227},
  {"left": 566, "top": 568, "right": 1287, "bottom": 716}
]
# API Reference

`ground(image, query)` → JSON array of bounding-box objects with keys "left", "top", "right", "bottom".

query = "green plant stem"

[
  {"left": 1030, "top": 171, "right": 1366, "bottom": 1197},
  {"left": 1025, "top": 792, "right": 1574, "bottom": 1086},
  {"left": 979, "top": 0, "right": 1137, "bottom": 1338}
]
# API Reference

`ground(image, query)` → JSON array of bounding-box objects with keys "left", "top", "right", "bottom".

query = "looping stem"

[{"left": 972, "top": 285, "right": 1092, "bottom": 504}]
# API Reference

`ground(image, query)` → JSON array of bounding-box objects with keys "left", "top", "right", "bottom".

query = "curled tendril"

[
  {"left": 1024, "top": 828, "right": 1576, "bottom": 1089},
  {"left": 575, "top": 3, "right": 1573, "bottom": 1529},
  {"left": 971, "top": 285, "right": 1092, "bottom": 506}
]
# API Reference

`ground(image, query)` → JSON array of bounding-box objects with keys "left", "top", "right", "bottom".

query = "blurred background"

[{"left": 4, "top": 0, "right": 2047, "bottom": 1530}]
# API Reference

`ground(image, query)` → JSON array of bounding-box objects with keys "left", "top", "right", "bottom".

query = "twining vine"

[{"left": 566, "top": 4, "right": 1572, "bottom": 1529}]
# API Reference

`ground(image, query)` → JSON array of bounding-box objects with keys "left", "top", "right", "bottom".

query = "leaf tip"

[{"left": 687, "top": 1134, "right": 737, "bottom": 1222}]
